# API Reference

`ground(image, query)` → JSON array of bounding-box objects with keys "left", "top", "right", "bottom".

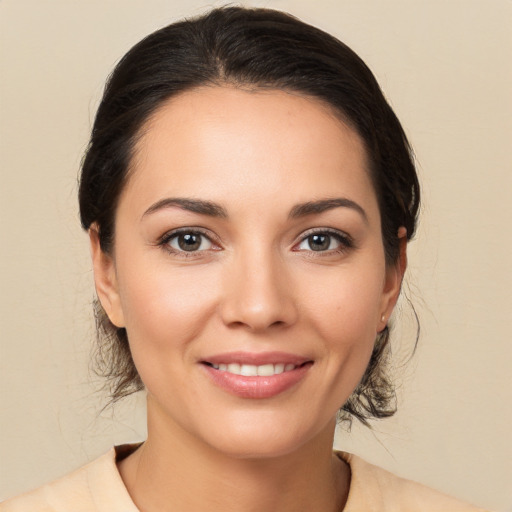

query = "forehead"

[{"left": 122, "top": 86, "right": 378, "bottom": 220}]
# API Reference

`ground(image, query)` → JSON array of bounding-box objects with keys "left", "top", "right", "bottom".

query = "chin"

[{"left": 197, "top": 410, "right": 334, "bottom": 460}]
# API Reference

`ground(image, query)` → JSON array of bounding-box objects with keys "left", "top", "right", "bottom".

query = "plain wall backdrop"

[{"left": 1, "top": 1, "right": 511, "bottom": 510}]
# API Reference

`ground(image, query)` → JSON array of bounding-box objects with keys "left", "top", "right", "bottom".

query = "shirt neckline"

[{"left": 101, "top": 444, "right": 357, "bottom": 512}]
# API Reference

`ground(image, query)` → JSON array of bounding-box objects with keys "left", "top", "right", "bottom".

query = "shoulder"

[
  {"left": 338, "top": 451, "right": 491, "bottom": 512},
  {"left": 0, "top": 445, "right": 140, "bottom": 512}
]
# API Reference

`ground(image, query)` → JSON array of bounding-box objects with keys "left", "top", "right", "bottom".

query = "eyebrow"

[
  {"left": 142, "top": 196, "right": 368, "bottom": 223},
  {"left": 142, "top": 198, "right": 228, "bottom": 219},
  {"left": 289, "top": 198, "right": 368, "bottom": 224}
]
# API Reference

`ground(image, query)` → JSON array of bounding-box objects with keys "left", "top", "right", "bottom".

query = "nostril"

[{"left": 226, "top": 320, "right": 250, "bottom": 329}]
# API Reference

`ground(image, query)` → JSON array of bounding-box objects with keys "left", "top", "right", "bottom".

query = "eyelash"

[
  {"left": 158, "top": 227, "right": 354, "bottom": 258},
  {"left": 158, "top": 228, "right": 220, "bottom": 258},
  {"left": 293, "top": 228, "right": 354, "bottom": 256}
]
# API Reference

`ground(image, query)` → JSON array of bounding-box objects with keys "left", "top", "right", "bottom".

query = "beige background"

[{"left": 1, "top": 1, "right": 511, "bottom": 510}]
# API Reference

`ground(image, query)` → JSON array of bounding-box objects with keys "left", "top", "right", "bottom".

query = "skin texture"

[{"left": 90, "top": 86, "right": 406, "bottom": 512}]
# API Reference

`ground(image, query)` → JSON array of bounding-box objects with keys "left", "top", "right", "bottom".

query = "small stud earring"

[{"left": 381, "top": 314, "right": 386, "bottom": 323}]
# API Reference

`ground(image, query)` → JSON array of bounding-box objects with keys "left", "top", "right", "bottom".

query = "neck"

[{"left": 118, "top": 397, "right": 350, "bottom": 512}]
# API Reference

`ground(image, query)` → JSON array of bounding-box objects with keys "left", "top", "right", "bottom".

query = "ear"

[
  {"left": 89, "top": 226, "right": 125, "bottom": 328},
  {"left": 378, "top": 227, "right": 407, "bottom": 332}
]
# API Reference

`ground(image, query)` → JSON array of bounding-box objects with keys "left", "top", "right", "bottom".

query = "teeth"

[
  {"left": 227, "top": 363, "right": 240, "bottom": 374},
  {"left": 257, "top": 364, "right": 274, "bottom": 376},
  {"left": 210, "top": 363, "right": 298, "bottom": 376},
  {"left": 240, "top": 364, "right": 258, "bottom": 376}
]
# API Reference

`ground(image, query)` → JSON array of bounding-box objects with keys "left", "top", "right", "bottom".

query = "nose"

[{"left": 219, "top": 248, "right": 298, "bottom": 332}]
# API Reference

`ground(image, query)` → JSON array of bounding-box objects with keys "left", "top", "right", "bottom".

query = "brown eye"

[
  {"left": 298, "top": 233, "right": 339, "bottom": 252},
  {"left": 168, "top": 231, "right": 212, "bottom": 252}
]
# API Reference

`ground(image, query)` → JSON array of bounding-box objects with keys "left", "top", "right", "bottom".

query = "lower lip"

[{"left": 202, "top": 363, "right": 312, "bottom": 399}]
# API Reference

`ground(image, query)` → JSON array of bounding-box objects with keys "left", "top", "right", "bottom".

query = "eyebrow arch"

[
  {"left": 142, "top": 196, "right": 368, "bottom": 223},
  {"left": 289, "top": 198, "right": 368, "bottom": 224},
  {"left": 142, "top": 198, "right": 228, "bottom": 219}
]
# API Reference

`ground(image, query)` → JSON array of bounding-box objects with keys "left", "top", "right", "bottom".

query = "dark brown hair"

[{"left": 79, "top": 6, "right": 420, "bottom": 425}]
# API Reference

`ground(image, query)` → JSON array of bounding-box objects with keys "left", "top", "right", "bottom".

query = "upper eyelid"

[{"left": 297, "top": 227, "right": 353, "bottom": 241}]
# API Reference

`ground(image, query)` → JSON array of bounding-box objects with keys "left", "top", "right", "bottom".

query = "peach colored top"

[{"left": 1, "top": 445, "right": 490, "bottom": 511}]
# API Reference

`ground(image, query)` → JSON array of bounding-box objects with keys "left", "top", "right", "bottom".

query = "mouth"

[
  {"left": 202, "top": 361, "right": 309, "bottom": 376},
  {"left": 200, "top": 352, "right": 314, "bottom": 399}
]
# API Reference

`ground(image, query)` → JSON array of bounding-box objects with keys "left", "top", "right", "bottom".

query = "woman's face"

[{"left": 92, "top": 86, "right": 403, "bottom": 458}]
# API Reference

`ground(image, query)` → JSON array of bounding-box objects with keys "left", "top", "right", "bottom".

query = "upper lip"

[{"left": 201, "top": 351, "right": 313, "bottom": 366}]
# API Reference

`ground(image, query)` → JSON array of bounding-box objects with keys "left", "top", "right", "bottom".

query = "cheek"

[
  {"left": 301, "top": 262, "right": 386, "bottom": 394},
  {"left": 302, "top": 263, "right": 385, "bottom": 341},
  {"left": 115, "top": 262, "right": 223, "bottom": 403},
  {"left": 115, "top": 256, "right": 221, "bottom": 357}
]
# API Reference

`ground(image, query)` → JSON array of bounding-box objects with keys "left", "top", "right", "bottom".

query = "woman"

[{"left": 1, "top": 6, "right": 489, "bottom": 511}]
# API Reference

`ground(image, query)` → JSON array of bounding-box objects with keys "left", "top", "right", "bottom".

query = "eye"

[
  {"left": 164, "top": 230, "right": 214, "bottom": 253},
  {"left": 295, "top": 230, "right": 353, "bottom": 253}
]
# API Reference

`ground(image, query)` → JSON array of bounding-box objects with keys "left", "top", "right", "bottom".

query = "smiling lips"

[
  {"left": 210, "top": 362, "right": 297, "bottom": 376},
  {"left": 201, "top": 352, "right": 313, "bottom": 399}
]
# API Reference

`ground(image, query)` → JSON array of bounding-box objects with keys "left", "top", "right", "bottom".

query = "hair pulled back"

[{"left": 79, "top": 6, "right": 420, "bottom": 425}]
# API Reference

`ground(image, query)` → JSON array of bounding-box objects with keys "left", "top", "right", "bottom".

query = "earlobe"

[
  {"left": 89, "top": 227, "right": 125, "bottom": 328},
  {"left": 379, "top": 227, "right": 408, "bottom": 331}
]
